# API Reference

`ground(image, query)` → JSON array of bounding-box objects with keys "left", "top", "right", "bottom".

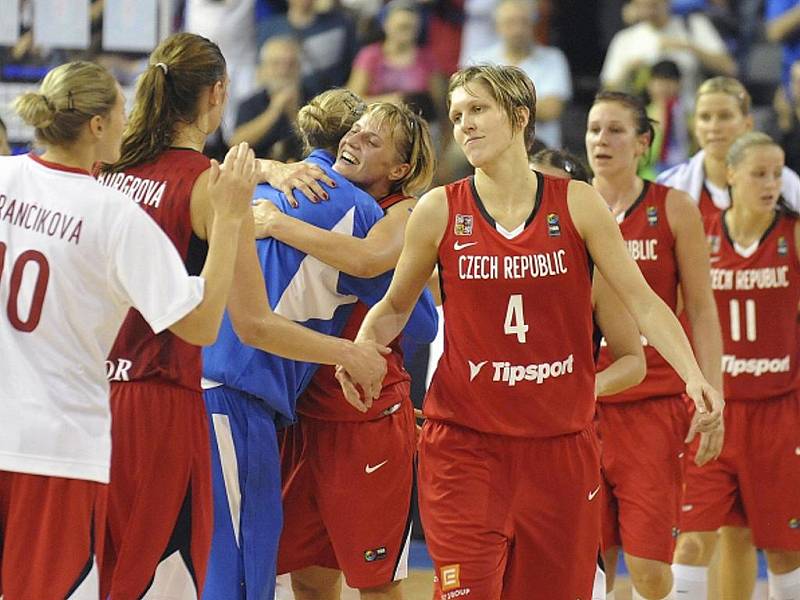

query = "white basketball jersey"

[{"left": 0, "top": 154, "right": 204, "bottom": 483}]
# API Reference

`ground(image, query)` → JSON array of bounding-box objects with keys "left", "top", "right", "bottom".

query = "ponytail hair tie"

[{"left": 155, "top": 62, "right": 168, "bottom": 76}]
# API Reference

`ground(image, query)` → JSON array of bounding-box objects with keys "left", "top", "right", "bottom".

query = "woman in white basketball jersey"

[{"left": 0, "top": 61, "right": 256, "bottom": 600}]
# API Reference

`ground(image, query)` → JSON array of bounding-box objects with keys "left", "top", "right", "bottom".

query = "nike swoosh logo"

[
  {"left": 588, "top": 485, "right": 601, "bottom": 501},
  {"left": 365, "top": 460, "right": 388, "bottom": 474},
  {"left": 453, "top": 241, "right": 478, "bottom": 251}
]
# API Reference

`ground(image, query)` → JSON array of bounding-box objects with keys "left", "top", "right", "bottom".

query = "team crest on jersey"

[
  {"left": 708, "top": 235, "right": 721, "bottom": 254},
  {"left": 647, "top": 205, "right": 658, "bottom": 226},
  {"left": 440, "top": 565, "right": 461, "bottom": 591},
  {"left": 454, "top": 214, "right": 473, "bottom": 236},
  {"left": 547, "top": 213, "right": 561, "bottom": 237},
  {"left": 778, "top": 236, "right": 788, "bottom": 256}
]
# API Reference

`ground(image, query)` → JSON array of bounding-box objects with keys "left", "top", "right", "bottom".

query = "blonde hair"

[
  {"left": 727, "top": 131, "right": 780, "bottom": 167},
  {"left": 296, "top": 89, "right": 367, "bottom": 155},
  {"left": 14, "top": 61, "right": 118, "bottom": 147},
  {"left": 363, "top": 102, "right": 435, "bottom": 196},
  {"left": 106, "top": 32, "right": 225, "bottom": 173},
  {"left": 448, "top": 64, "right": 537, "bottom": 151},
  {"left": 696, "top": 77, "right": 751, "bottom": 115}
]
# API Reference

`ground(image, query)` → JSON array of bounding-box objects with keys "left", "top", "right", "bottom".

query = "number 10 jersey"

[{"left": 425, "top": 174, "right": 596, "bottom": 438}]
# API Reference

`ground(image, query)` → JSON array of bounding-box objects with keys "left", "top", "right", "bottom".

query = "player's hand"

[
  {"left": 336, "top": 340, "right": 391, "bottom": 410},
  {"left": 208, "top": 142, "right": 259, "bottom": 221},
  {"left": 252, "top": 199, "right": 282, "bottom": 239},
  {"left": 256, "top": 159, "right": 335, "bottom": 207},
  {"left": 693, "top": 426, "right": 725, "bottom": 467},
  {"left": 684, "top": 378, "right": 724, "bottom": 442}
]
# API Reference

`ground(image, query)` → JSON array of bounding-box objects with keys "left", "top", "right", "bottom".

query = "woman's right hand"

[
  {"left": 207, "top": 142, "right": 259, "bottom": 221},
  {"left": 256, "top": 159, "right": 335, "bottom": 206}
]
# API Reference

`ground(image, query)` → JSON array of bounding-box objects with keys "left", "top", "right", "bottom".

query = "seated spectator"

[
  {"left": 774, "top": 58, "right": 800, "bottom": 173},
  {"left": 258, "top": 0, "right": 357, "bottom": 98},
  {"left": 232, "top": 36, "right": 308, "bottom": 161},
  {"left": 472, "top": 0, "right": 571, "bottom": 148},
  {"left": 0, "top": 117, "right": 9, "bottom": 156},
  {"left": 347, "top": 0, "right": 447, "bottom": 128},
  {"left": 458, "top": 0, "right": 500, "bottom": 66},
  {"left": 642, "top": 59, "right": 690, "bottom": 179},
  {"left": 601, "top": 0, "right": 736, "bottom": 104},
  {"left": 766, "top": 0, "right": 800, "bottom": 92}
]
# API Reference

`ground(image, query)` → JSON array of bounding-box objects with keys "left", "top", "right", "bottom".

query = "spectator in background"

[
  {"left": 766, "top": 0, "right": 800, "bottom": 92},
  {"left": 427, "top": 0, "right": 465, "bottom": 76},
  {"left": 642, "top": 59, "right": 690, "bottom": 179},
  {"left": 457, "top": 0, "right": 500, "bottom": 66},
  {"left": 347, "top": 1, "right": 447, "bottom": 132},
  {"left": 472, "top": 0, "right": 571, "bottom": 148},
  {"left": 775, "top": 58, "right": 800, "bottom": 173},
  {"left": 259, "top": 0, "right": 357, "bottom": 98},
  {"left": 601, "top": 0, "right": 736, "bottom": 104},
  {"left": 0, "top": 117, "right": 9, "bottom": 156},
  {"left": 184, "top": 0, "right": 259, "bottom": 140},
  {"left": 232, "top": 36, "right": 308, "bottom": 161}
]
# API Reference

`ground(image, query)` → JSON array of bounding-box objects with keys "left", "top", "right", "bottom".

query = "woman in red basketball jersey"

[
  {"left": 586, "top": 91, "right": 723, "bottom": 600},
  {"left": 345, "top": 64, "right": 723, "bottom": 600},
  {"left": 97, "top": 33, "right": 387, "bottom": 598},
  {"left": 673, "top": 133, "right": 800, "bottom": 600}
]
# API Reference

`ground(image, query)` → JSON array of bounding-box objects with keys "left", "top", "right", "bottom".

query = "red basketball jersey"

[
  {"left": 100, "top": 149, "right": 210, "bottom": 391},
  {"left": 299, "top": 193, "right": 413, "bottom": 421},
  {"left": 425, "top": 175, "right": 596, "bottom": 438},
  {"left": 707, "top": 210, "right": 800, "bottom": 401},
  {"left": 597, "top": 181, "right": 685, "bottom": 403}
]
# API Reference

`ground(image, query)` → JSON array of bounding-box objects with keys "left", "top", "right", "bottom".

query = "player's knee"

[
  {"left": 765, "top": 550, "right": 800, "bottom": 575},
  {"left": 291, "top": 569, "right": 341, "bottom": 600},
  {"left": 674, "top": 532, "right": 715, "bottom": 566},
  {"left": 629, "top": 559, "right": 672, "bottom": 598}
]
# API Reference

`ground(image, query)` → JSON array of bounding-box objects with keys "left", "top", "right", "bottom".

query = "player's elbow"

[{"left": 169, "top": 317, "right": 219, "bottom": 347}]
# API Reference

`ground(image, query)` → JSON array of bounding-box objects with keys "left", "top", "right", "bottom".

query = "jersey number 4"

[
  {"left": 0, "top": 242, "right": 50, "bottom": 333},
  {"left": 504, "top": 294, "right": 529, "bottom": 343}
]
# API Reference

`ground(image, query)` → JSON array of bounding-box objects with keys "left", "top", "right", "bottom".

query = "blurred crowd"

[{"left": 3, "top": 0, "right": 800, "bottom": 184}]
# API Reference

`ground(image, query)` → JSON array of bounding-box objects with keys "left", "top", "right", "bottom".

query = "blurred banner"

[
  {"left": 103, "top": 0, "right": 158, "bottom": 52},
  {"left": 33, "top": 0, "right": 90, "bottom": 49},
  {"left": 0, "top": 0, "right": 20, "bottom": 46}
]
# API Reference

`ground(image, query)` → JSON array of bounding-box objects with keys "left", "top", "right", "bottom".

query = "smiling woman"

[{"left": 348, "top": 63, "right": 724, "bottom": 600}]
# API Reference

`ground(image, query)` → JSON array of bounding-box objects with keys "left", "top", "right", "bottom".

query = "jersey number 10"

[{"left": 0, "top": 242, "right": 50, "bottom": 333}]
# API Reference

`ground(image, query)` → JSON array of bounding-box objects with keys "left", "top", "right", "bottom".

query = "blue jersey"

[{"left": 202, "top": 150, "right": 437, "bottom": 422}]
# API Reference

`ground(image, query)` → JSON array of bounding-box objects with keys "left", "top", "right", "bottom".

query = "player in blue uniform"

[{"left": 201, "top": 90, "right": 437, "bottom": 600}]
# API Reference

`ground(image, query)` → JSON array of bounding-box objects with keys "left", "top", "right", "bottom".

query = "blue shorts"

[{"left": 202, "top": 386, "right": 282, "bottom": 600}]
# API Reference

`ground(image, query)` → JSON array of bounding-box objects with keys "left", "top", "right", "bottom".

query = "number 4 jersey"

[
  {"left": 707, "top": 210, "right": 800, "bottom": 401},
  {"left": 425, "top": 174, "right": 596, "bottom": 438},
  {"left": 0, "top": 154, "right": 203, "bottom": 483}
]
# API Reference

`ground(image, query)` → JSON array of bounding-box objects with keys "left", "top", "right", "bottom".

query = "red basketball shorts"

[
  {"left": 278, "top": 398, "right": 416, "bottom": 589},
  {"left": 0, "top": 470, "right": 106, "bottom": 600},
  {"left": 681, "top": 391, "right": 800, "bottom": 551},
  {"left": 103, "top": 381, "right": 213, "bottom": 599},
  {"left": 597, "top": 395, "right": 690, "bottom": 563},
  {"left": 418, "top": 420, "right": 601, "bottom": 600}
]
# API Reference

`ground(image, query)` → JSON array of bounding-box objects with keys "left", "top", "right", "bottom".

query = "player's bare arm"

[
  {"left": 253, "top": 198, "right": 415, "bottom": 278},
  {"left": 567, "top": 180, "right": 724, "bottom": 435},
  {"left": 168, "top": 142, "right": 257, "bottom": 346},
  {"left": 666, "top": 188, "right": 723, "bottom": 393},
  {"left": 593, "top": 271, "right": 646, "bottom": 397}
]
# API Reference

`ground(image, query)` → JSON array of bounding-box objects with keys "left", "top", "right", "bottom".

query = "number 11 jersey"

[{"left": 425, "top": 174, "right": 596, "bottom": 438}]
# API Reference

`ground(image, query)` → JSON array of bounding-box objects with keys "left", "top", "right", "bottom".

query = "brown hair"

[
  {"left": 448, "top": 64, "right": 537, "bottom": 151},
  {"left": 363, "top": 102, "right": 436, "bottom": 196},
  {"left": 592, "top": 90, "right": 656, "bottom": 147},
  {"left": 14, "top": 61, "right": 117, "bottom": 148},
  {"left": 106, "top": 32, "right": 225, "bottom": 172},
  {"left": 296, "top": 89, "right": 367, "bottom": 156},
  {"left": 696, "top": 76, "right": 751, "bottom": 115}
]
